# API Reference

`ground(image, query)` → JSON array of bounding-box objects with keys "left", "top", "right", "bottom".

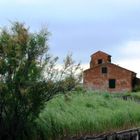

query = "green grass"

[
  {"left": 37, "top": 91, "right": 140, "bottom": 139},
  {"left": 129, "top": 92, "right": 140, "bottom": 100},
  {"left": 112, "top": 91, "right": 140, "bottom": 100}
]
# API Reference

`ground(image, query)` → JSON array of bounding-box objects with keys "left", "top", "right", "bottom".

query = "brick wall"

[
  {"left": 90, "top": 52, "right": 111, "bottom": 68},
  {"left": 84, "top": 63, "right": 133, "bottom": 93}
]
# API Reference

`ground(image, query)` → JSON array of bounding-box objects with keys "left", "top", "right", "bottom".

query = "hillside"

[{"left": 37, "top": 91, "right": 140, "bottom": 139}]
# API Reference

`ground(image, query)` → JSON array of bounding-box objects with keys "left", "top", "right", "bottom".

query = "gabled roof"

[
  {"left": 91, "top": 51, "right": 111, "bottom": 57},
  {"left": 84, "top": 63, "right": 136, "bottom": 74},
  {"left": 109, "top": 63, "right": 136, "bottom": 74}
]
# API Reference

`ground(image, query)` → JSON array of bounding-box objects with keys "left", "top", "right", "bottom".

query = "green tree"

[
  {"left": 0, "top": 22, "right": 52, "bottom": 140},
  {"left": 0, "top": 22, "right": 82, "bottom": 140},
  {"left": 58, "top": 53, "right": 82, "bottom": 93}
]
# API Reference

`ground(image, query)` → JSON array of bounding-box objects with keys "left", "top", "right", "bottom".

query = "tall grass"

[{"left": 37, "top": 91, "right": 140, "bottom": 139}]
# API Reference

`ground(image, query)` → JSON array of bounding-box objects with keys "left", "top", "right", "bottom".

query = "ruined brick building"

[{"left": 83, "top": 51, "right": 140, "bottom": 93}]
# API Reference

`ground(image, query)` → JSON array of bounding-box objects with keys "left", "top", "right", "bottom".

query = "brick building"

[{"left": 83, "top": 51, "right": 140, "bottom": 93}]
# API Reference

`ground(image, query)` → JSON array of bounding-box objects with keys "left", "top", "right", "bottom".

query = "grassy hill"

[{"left": 37, "top": 91, "right": 140, "bottom": 139}]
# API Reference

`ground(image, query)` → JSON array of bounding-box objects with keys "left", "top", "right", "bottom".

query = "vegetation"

[
  {"left": 37, "top": 91, "right": 140, "bottom": 140},
  {"left": 112, "top": 91, "right": 140, "bottom": 100},
  {"left": 0, "top": 22, "right": 82, "bottom": 140},
  {"left": 1, "top": 22, "right": 140, "bottom": 140}
]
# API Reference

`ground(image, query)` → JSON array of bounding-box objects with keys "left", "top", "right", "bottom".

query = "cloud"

[
  {"left": 1, "top": 0, "right": 140, "bottom": 21},
  {"left": 0, "top": 0, "right": 140, "bottom": 78},
  {"left": 120, "top": 41, "right": 140, "bottom": 56},
  {"left": 81, "top": 64, "right": 89, "bottom": 70},
  {"left": 117, "top": 58, "right": 140, "bottom": 77},
  {"left": 115, "top": 40, "right": 140, "bottom": 77}
]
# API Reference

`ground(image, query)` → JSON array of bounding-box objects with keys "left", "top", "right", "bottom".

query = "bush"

[{"left": 133, "top": 85, "right": 140, "bottom": 92}]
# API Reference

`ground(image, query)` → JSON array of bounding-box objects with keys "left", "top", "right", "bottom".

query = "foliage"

[
  {"left": 0, "top": 22, "right": 51, "bottom": 140},
  {"left": 125, "top": 92, "right": 140, "bottom": 100},
  {"left": 133, "top": 85, "right": 140, "bottom": 92},
  {"left": 37, "top": 91, "right": 140, "bottom": 139},
  {"left": 0, "top": 22, "right": 82, "bottom": 140},
  {"left": 57, "top": 53, "right": 82, "bottom": 93}
]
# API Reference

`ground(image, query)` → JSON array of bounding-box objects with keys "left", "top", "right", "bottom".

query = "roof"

[
  {"left": 91, "top": 51, "right": 111, "bottom": 57},
  {"left": 84, "top": 63, "right": 136, "bottom": 74},
  {"left": 109, "top": 63, "right": 136, "bottom": 74}
]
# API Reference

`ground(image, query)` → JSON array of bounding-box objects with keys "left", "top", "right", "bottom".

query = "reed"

[{"left": 37, "top": 91, "right": 140, "bottom": 139}]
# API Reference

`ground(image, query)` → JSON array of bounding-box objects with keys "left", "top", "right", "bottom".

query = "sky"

[{"left": 0, "top": 0, "right": 140, "bottom": 77}]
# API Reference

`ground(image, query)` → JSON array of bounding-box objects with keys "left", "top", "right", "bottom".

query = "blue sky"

[{"left": 0, "top": 0, "right": 140, "bottom": 76}]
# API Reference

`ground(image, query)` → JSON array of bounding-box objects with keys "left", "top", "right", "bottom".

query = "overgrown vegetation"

[
  {"left": 133, "top": 85, "right": 140, "bottom": 92},
  {"left": 0, "top": 22, "right": 82, "bottom": 140},
  {"left": 37, "top": 91, "right": 140, "bottom": 140},
  {"left": 1, "top": 22, "right": 140, "bottom": 140}
]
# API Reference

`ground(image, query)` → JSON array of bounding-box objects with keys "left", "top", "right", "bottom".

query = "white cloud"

[
  {"left": 81, "top": 63, "right": 89, "bottom": 70},
  {"left": 82, "top": 59, "right": 140, "bottom": 78},
  {"left": 55, "top": 63, "right": 89, "bottom": 71},
  {"left": 120, "top": 41, "right": 140, "bottom": 56},
  {"left": 116, "top": 40, "right": 140, "bottom": 77},
  {"left": 0, "top": 0, "right": 140, "bottom": 24},
  {"left": 116, "top": 58, "right": 140, "bottom": 77}
]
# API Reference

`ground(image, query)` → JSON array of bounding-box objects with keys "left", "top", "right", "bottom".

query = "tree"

[
  {"left": 0, "top": 22, "right": 82, "bottom": 140},
  {"left": 0, "top": 22, "right": 52, "bottom": 140},
  {"left": 58, "top": 53, "right": 82, "bottom": 93}
]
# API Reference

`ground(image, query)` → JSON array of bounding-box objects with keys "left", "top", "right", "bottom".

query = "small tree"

[
  {"left": 0, "top": 22, "right": 82, "bottom": 140},
  {"left": 59, "top": 53, "right": 82, "bottom": 93}
]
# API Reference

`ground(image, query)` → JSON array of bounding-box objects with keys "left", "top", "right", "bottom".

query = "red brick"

[{"left": 83, "top": 51, "right": 139, "bottom": 93}]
